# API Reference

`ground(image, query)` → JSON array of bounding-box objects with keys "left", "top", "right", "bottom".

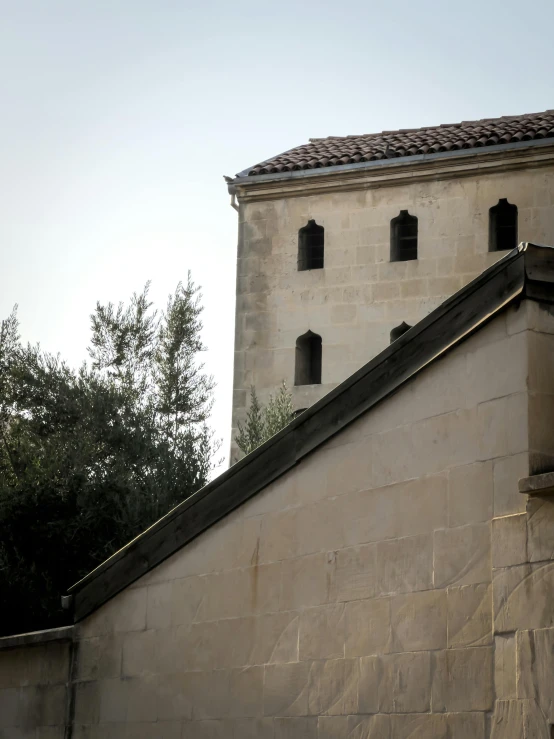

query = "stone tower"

[{"left": 226, "top": 110, "right": 554, "bottom": 457}]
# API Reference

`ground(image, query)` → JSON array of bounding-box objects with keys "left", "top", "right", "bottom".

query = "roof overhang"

[
  {"left": 229, "top": 138, "right": 554, "bottom": 203},
  {"left": 67, "top": 243, "right": 554, "bottom": 622}
]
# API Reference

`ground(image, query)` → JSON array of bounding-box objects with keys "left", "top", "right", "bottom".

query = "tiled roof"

[{"left": 241, "top": 110, "right": 554, "bottom": 177}]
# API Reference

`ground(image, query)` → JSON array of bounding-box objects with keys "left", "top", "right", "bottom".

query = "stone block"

[
  {"left": 332, "top": 543, "right": 377, "bottom": 602},
  {"left": 170, "top": 575, "right": 205, "bottom": 627},
  {"left": 343, "top": 475, "right": 447, "bottom": 547},
  {"left": 79, "top": 587, "right": 147, "bottom": 637},
  {"left": 478, "top": 393, "right": 528, "bottom": 460},
  {"left": 492, "top": 514, "right": 528, "bottom": 568},
  {"left": 495, "top": 633, "right": 517, "bottom": 700},
  {"left": 76, "top": 636, "right": 122, "bottom": 681},
  {"left": 344, "top": 597, "right": 391, "bottom": 657},
  {"left": 318, "top": 714, "right": 390, "bottom": 738},
  {"left": 263, "top": 661, "right": 313, "bottom": 717},
  {"left": 180, "top": 621, "right": 221, "bottom": 672},
  {"left": 309, "top": 658, "right": 359, "bottom": 716},
  {"left": 358, "top": 655, "right": 380, "bottom": 714},
  {"left": 390, "top": 589, "right": 447, "bottom": 652},
  {"left": 447, "top": 583, "right": 492, "bottom": 647},
  {"left": 490, "top": 698, "right": 550, "bottom": 739},
  {"left": 390, "top": 713, "right": 447, "bottom": 739},
  {"left": 156, "top": 672, "right": 194, "bottom": 721},
  {"left": 376, "top": 534, "right": 433, "bottom": 596},
  {"left": 146, "top": 582, "right": 172, "bottom": 630},
  {"left": 493, "top": 453, "right": 529, "bottom": 516},
  {"left": 182, "top": 720, "right": 227, "bottom": 739},
  {"left": 448, "top": 461, "right": 493, "bottom": 527},
  {"left": 125, "top": 676, "right": 158, "bottom": 723},
  {"left": 493, "top": 561, "right": 554, "bottom": 632},
  {"left": 274, "top": 717, "right": 317, "bottom": 739},
  {"left": 121, "top": 630, "right": 157, "bottom": 677},
  {"left": 299, "top": 604, "right": 345, "bottom": 660},
  {"left": 228, "top": 666, "right": 264, "bottom": 718},
  {"left": 444, "top": 712, "right": 487, "bottom": 739},
  {"left": 280, "top": 553, "right": 332, "bottom": 610},
  {"left": 378, "top": 651, "right": 432, "bottom": 713},
  {"left": 191, "top": 670, "right": 231, "bottom": 720},
  {"left": 433, "top": 523, "right": 491, "bottom": 588},
  {"left": 0, "top": 687, "right": 19, "bottom": 727},
  {"left": 432, "top": 647, "right": 493, "bottom": 712},
  {"left": 98, "top": 678, "right": 128, "bottom": 723},
  {"left": 517, "top": 627, "right": 554, "bottom": 723},
  {"left": 230, "top": 718, "right": 275, "bottom": 739},
  {"left": 527, "top": 497, "right": 554, "bottom": 563},
  {"left": 73, "top": 681, "right": 100, "bottom": 725}
]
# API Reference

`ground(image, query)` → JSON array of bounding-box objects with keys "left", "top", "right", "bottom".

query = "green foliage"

[
  {"left": 0, "top": 276, "right": 217, "bottom": 636},
  {"left": 235, "top": 381, "right": 294, "bottom": 457}
]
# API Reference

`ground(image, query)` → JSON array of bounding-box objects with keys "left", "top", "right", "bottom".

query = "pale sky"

[{"left": 1, "top": 0, "right": 553, "bottom": 471}]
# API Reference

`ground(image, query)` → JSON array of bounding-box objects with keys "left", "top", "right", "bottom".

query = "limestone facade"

[
  {"left": 4, "top": 298, "right": 554, "bottom": 737},
  {"left": 231, "top": 154, "right": 554, "bottom": 458}
]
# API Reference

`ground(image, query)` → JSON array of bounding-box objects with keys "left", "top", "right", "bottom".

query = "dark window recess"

[
  {"left": 390, "top": 321, "right": 412, "bottom": 343},
  {"left": 391, "top": 210, "right": 418, "bottom": 262},
  {"left": 298, "top": 220, "right": 324, "bottom": 271},
  {"left": 489, "top": 198, "right": 518, "bottom": 252},
  {"left": 295, "top": 331, "right": 322, "bottom": 385}
]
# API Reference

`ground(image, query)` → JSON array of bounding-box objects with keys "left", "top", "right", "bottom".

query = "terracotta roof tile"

[{"left": 241, "top": 110, "right": 554, "bottom": 177}]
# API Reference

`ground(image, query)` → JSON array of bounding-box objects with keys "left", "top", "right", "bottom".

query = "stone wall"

[
  {"left": 232, "top": 165, "right": 554, "bottom": 459},
  {"left": 0, "top": 637, "right": 70, "bottom": 738},
  {"left": 57, "top": 301, "right": 554, "bottom": 738}
]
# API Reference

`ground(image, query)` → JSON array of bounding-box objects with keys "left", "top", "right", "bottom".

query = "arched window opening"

[
  {"left": 295, "top": 331, "right": 322, "bottom": 386},
  {"left": 391, "top": 210, "right": 418, "bottom": 262},
  {"left": 489, "top": 199, "right": 518, "bottom": 252},
  {"left": 390, "top": 321, "right": 412, "bottom": 343},
  {"left": 298, "top": 220, "right": 324, "bottom": 271}
]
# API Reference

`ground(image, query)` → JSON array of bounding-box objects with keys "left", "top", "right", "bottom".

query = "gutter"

[{"left": 229, "top": 136, "right": 554, "bottom": 189}]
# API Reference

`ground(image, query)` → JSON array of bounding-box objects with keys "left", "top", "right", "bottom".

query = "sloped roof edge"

[{"left": 67, "top": 243, "right": 554, "bottom": 622}]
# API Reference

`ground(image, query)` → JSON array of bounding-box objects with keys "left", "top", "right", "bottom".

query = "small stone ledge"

[
  {"left": 519, "top": 471, "right": 554, "bottom": 496},
  {"left": 0, "top": 625, "right": 73, "bottom": 651}
]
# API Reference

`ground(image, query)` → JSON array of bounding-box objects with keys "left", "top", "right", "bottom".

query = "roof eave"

[{"left": 230, "top": 137, "right": 554, "bottom": 190}]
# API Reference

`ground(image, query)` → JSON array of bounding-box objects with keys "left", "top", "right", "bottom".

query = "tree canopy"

[{"left": 0, "top": 277, "right": 217, "bottom": 636}]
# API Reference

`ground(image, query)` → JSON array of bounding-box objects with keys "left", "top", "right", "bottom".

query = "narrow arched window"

[
  {"left": 489, "top": 199, "right": 518, "bottom": 252},
  {"left": 298, "top": 220, "right": 324, "bottom": 271},
  {"left": 295, "top": 331, "right": 322, "bottom": 385},
  {"left": 391, "top": 210, "right": 418, "bottom": 262},
  {"left": 390, "top": 322, "right": 412, "bottom": 343}
]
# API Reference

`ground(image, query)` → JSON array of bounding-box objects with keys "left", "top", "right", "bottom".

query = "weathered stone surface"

[
  {"left": 229, "top": 718, "right": 275, "bottom": 739},
  {"left": 376, "top": 534, "right": 433, "bottom": 595},
  {"left": 318, "top": 714, "right": 391, "bottom": 738},
  {"left": 447, "top": 582, "right": 492, "bottom": 647},
  {"left": 274, "top": 717, "right": 317, "bottom": 739},
  {"left": 228, "top": 666, "right": 264, "bottom": 718},
  {"left": 490, "top": 699, "right": 550, "bottom": 739},
  {"left": 493, "top": 452, "right": 529, "bottom": 517},
  {"left": 76, "top": 636, "right": 122, "bottom": 681},
  {"left": 494, "top": 561, "right": 554, "bottom": 632},
  {"left": 527, "top": 497, "right": 554, "bottom": 563},
  {"left": 495, "top": 633, "right": 517, "bottom": 699},
  {"left": 280, "top": 553, "right": 332, "bottom": 610},
  {"left": 448, "top": 461, "right": 493, "bottom": 527},
  {"left": 517, "top": 627, "right": 554, "bottom": 723},
  {"left": 299, "top": 604, "right": 345, "bottom": 660},
  {"left": 332, "top": 544, "right": 377, "bottom": 602},
  {"left": 344, "top": 597, "right": 391, "bottom": 657},
  {"left": 432, "top": 647, "right": 493, "bottom": 712},
  {"left": 433, "top": 523, "right": 491, "bottom": 588},
  {"left": 156, "top": 673, "right": 194, "bottom": 721},
  {"left": 492, "top": 513, "right": 528, "bottom": 569},
  {"left": 378, "top": 652, "right": 432, "bottom": 713},
  {"left": 169, "top": 575, "right": 205, "bottom": 627},
  {"left": 390, "top": 589, "right": 447, "bottom": 652},
  {"left": 145, "top": 582, "right": 172, "bottom": 631},
  {"left": 390, "top": 713, "right": 447, "bottom": 738},
  {"left": 263, "top": 661, "right": 314, "bottom": 717}
]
